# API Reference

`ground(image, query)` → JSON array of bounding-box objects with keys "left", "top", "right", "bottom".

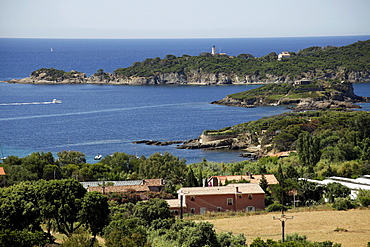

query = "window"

[
  {"left": 227, "top": 198, "right": 233, "bottom": 205},
  {"left": 217, "top": 207, "right": 222, "bottom": 212},
  {"left": 190, "top": 208, "right": 195, "bottom": 214},
  {"left": 248, "top": 194, "right": 253, "bottom": 200},
  {"left": 173, "top": 210, "right": 178, "bottom": 215},
  {"left": 191, "top": 196, "right": 195, "bottom": 201},
  {"left": 200, "top": 207, "right": 206, "bottom": 214},
  {"left": 246, "top": 206, "right": 255, "bottom": 212}
]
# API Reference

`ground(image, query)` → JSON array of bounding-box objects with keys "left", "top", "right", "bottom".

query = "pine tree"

[{"left": 184, "top": 167, "right": 199, "bottom": 187}]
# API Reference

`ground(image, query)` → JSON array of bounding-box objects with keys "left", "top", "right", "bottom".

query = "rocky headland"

[
  {"left": 211, "top": 81, "right": 369, "bottom": 111},
  {"left": 5, "top": 39, "right": 370, "bottom": 85}
]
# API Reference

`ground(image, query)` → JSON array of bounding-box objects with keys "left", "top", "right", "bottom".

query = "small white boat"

[
  {"left": 94, "top": 154, "right": 102, "bottom": 160},
  {"left": 52, "top": 99, "right": 62, "bottom": 104}
]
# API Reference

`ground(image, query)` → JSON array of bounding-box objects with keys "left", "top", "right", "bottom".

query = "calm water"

[
  {"left": 1, "top": 36, "right": 370, "bottom": 163},
  {"left": 1, "top": 82, "right": 370, "bottom": 164},
  {"left": 1, "top": 36, "right": 369, "bottom": 81}
]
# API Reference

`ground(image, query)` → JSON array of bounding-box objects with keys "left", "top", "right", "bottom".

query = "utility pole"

[
  {"left": 273, "top": 214, "right": 294, "bottom": 242},
  {"left": 273, "top": 164, "right": 294, "bottom": 242},
  {"left": 180, "top": 192, "right": 183, "bottom": 219}
]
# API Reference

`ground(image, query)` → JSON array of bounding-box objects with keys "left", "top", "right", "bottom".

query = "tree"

[
  {"left": 161, "top": 220, "right": 220, "bottom": 247},
  {"left": 103, "top": 218, "right": 149, "bottom": 247},
  {"left": 22, "top": 152, "right": 55, "bottom": 179},
  {"left": 80, "top": 191, "right": 109, "bottom": 243},
  {"left": 324, "top": 182, "right": 351, "bottom": 203},
  {"left": 43, "top": 164, "right": 61, "bottom": 180},
  {"left": 133, "top": 198, "right": 174, "bottom": 227},
  {"left": 237, "top": 53, "right": 254, "bottom": 59},
  {"left": 2, "top": 165, "right": 37, "bottom": 186},
  {"left": 139, "top": 152, "right": 186, "bottom": 185},
  {"left": 37, "top": 179, "right": 87, "bottom": 237},
  {"left": 297, "top": 132, "right": 321, "bottom": 167},
  {"left": 0, "top": 181, "right": 41, "bottom": 232},
  {"left": 100, "top": 152, "right": 139, "bottom": 175},
  {"left": 183, "top": 167, "right": 199, "bottom": 187},
  {"left": 217, "top": 231, "right": 246, "bottom": 247},
  {"left": 57, "top": 150, "right": 86, "bottom": 166},
  {"left": 285, "top": 164, "right": 300, "bottom": 181}
]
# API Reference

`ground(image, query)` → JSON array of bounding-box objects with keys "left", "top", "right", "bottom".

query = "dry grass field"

[{"left": 205, "top": 208, "right": 370, "bottom": 247}]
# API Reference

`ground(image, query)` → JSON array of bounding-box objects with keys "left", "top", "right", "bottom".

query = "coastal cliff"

[
  {"left": 9, "top": 69, "right": 370, "bottom": 85},
  {"left": 178, "top": 110, "right": 370, "bottom": 159}
]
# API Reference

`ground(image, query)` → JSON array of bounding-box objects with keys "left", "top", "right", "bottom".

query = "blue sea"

[{"left": 1, "top": 36, "right": 370, "bottom": 163}]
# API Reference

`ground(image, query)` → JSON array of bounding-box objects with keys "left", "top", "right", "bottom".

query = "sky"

[{"left": 1, "top": 0, "right": 369, "bottom": 39}]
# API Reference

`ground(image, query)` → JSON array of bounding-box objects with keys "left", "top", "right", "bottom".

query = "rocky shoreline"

[
  {"left": 211, "top": 82, "right": 369, "bottom": 111},
  {"left": 133, "top": 140, "right": 184, "bottom": 146},
  {"left": 5, "top": 67, "right": 370, "bottom": 86}
]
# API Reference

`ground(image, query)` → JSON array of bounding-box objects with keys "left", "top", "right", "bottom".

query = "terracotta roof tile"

[
  {"left": 178, "top": 183, "right": 265, "bottom": 196},
  {"left": 165, "top": 199, "right": 185, "bottom": 208},
  {"left": 209, "top": 174, "right": 278, "bottom": 185},
  {"left": 0, "top": 167, "right": 5, "bottom": 176}
]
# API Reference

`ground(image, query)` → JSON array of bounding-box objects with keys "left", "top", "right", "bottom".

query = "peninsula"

[
  {"left": 7, "top": 40, "right": 370, "bottom": 85},
  {"left": 211, "top": 80, "right": 369, "bottom": 111}
]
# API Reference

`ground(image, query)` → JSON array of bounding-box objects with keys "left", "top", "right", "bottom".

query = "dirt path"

[{"left": 206, "top": 209, "right": 370, "bottom": 247}]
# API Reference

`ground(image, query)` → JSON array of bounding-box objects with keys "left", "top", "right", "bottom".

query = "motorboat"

[{"left": 94, "top": 154, "right": 102, "bottom": 160}]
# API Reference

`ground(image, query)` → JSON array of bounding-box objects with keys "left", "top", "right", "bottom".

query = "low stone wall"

[{"left": 201, "top": 134, "right": 237, "bottom": 143}]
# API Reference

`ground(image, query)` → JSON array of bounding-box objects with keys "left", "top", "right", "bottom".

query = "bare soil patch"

[{"left": 205, "top": 209, "right": 370, "bottom": 247}]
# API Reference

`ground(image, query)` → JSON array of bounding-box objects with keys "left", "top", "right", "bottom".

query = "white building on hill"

[{"left": 300, "top": 175, "right": 370, "bottom": 199}]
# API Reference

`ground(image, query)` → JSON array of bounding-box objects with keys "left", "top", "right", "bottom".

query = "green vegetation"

[
  {"left": 249, "top": 235, "right": 341, "bottom": 247},
  {"left": 30, "top": 68, "right": 85, "bottom": 81},
  {"left": 4, "top": 99, "right": 370, "bottom": 246},
  {"left": 2, "top": 144, "right": 368, "bottom": 245},
  {"left": 223, "top": 110, "right": 370, "bottom": 162},
  {"left": 225, "top": 79, "right": 363, "bottom": 104},
  {"left": 113, "top": 40, "right": 370, "bottom": 81},
  {"left": 0, "top": 179, "right": 109, "bottom": 246}
]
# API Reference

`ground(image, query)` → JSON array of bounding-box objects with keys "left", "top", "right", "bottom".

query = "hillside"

[
  {"left": 9, "top": 40, "right": 370, "bottom": 85},
  {"left": 178, "top": 110, "right": 370, "bottom": 160}
]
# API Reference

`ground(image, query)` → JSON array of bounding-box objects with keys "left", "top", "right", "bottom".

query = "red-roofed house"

[
  {"left": 0, "top": 167, "right": 5, "bottom": 176},
  {"left": 172, "top": 183, "right": 265, "bottom": 214},
  {"left": 207, "top": 174, "right": 278, "bottom": 187},
  {"left": 0, "top": 167, "right": 6, "bottom": 187},
  {"left": 83, "top": 179, "right": 165, "bottom": 194}
]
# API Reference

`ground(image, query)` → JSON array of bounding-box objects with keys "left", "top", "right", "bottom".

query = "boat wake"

[
  {"left": 48, "top": 139, "right": 127, "bottom": 149},
  {"left": 0, "top": 99, "right": 61, "bottom": 106},
  {"left": 0, "top": 102, "right": 204, "bottom": 121}
]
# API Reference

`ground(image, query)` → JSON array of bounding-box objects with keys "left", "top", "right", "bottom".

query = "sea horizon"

[{"left": 1, "top": 34, "right": 369, "bottom": 40}]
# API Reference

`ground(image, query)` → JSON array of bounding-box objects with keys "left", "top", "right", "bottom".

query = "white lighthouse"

[{"left": 211, "top": 45, "right": 216, "bottom": 55}]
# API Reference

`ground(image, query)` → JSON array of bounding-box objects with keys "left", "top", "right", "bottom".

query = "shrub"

[
  {"left": 357, "top": 189, "right": 370, "bottom": 207},
  {"left": 285, "top": 233, "right": 307, "bottom": 242},
  {"left": 265, "top": 203, "right": 288, "bottom": 212},
  {"left": 332, "top": 197, "right": 358, "bottom": 210},
  {"left": 0, "top": 230, "right": 50, "bottom": 247},
  {"left": 217, "top": 231, "right": 246, "bottom": 247}
]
